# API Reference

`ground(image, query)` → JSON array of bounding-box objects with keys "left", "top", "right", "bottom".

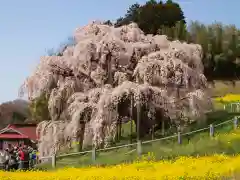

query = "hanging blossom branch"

[{"left": 21, "top": 21, "right": 212, "bottom": 157}]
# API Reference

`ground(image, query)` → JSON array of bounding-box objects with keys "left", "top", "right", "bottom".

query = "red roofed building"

[{"left": 0, "top": 124, "right": 37, "bottom": 150}]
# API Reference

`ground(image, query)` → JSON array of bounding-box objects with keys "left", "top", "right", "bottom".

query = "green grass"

[
  {"left": 36, "top": 84, "right": 240, "bottom": 170},
  {"left": 37, "top": 110, "right": 240, "bottom": 170},
  {"left": 39, "top": 124, "right": 239, "bottom": 170}
]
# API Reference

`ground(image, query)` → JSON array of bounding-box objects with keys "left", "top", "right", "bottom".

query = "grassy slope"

[
  {"left": 38, "top": 111, "right": 240, "bottom": 170},
  {"left": 37, "top": 81, "right": 240, "bottom": 170},
  {"left": 208, "top": 80, "right": 240, "bottom": 97}
]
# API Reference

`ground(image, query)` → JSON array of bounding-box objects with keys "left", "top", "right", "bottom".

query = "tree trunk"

[
  {"left": 151, "top": 123, "right": 154, "bottom": 140},
  {"left": 137, "top": 102, "right": 141, "bottom": 141},
  {"left": 78, "top": 123, "right": 85, "bottom": 151},
  {"left": 118, "top": 119, "right": 122, "bottom": 140},
  {"left": 115, "top": 104, "right": 120, "bottom": 142},
  {"left": 130, "top": 95, "right": 133, "bottom": 143},
  {"left": 73, "top": 122, "right": 85, "bottom": 152},
  {"left": 161, "top": 120, "right": 165, "bottom": 136},
  {"left": 106, "top": 53, "right": 113, "bottom": 84}
]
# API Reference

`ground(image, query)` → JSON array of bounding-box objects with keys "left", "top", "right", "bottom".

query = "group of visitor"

[{"left": 4, "top": 144, "right": 37, "bottom": 170}]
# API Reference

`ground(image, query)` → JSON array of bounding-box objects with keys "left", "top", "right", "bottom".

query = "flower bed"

[
  {"left": 1, "top": 154, "right": 240, "bottom": 180},
  {"left": 215, "top": 94, "right": 240, "bottom": 103}
]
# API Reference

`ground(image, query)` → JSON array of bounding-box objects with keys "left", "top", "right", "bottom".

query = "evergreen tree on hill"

[{"left": 115, "top": 0, "right": 185, "bottom": 35}]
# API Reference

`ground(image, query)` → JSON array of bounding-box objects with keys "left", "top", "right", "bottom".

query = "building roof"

[
  {"left": 0, "top": 134, "right": 28, "bottom": 139},
  {"left": 0, "top": 124, "right": 37, "bottom": 142}
]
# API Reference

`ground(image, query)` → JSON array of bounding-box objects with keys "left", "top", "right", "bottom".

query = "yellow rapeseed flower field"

[
  {"left": 215, "top": 94, "right": 240, "bottom": 103},
  {"left": 0, "top": 154, "right": 240, "bottom": 180},
  {"left": 2, "top": 113, "right": 240, "bottom": 180}
]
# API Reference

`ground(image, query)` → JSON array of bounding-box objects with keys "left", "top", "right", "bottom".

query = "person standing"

[
  {"left": 22, "top": 145, "right": 30, "bottom": 170},
  {"left": 31, "top": 150, "right": 37, "bottom": 167},
  {"left": 18, "top": 145, "right": 30, "bottom": 170},
  {"left": 13, "top": 146, "right": 19, "bottom": 164},
  {"left": 3, "top": 148, "right": 9, "bottom": 171},
  {"left": 28, "top": 147, "right": 34, "bottom": 168},
  {"left": 18, "top": 147, "right": 24, "bottom": 170}
]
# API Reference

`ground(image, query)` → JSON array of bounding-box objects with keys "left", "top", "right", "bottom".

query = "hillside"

[
  {"left": 208, "top": 80, "right": 240, "bottom": 97},
  {"left": 0, "top": 99, "right": 29, "bottom": 128}
]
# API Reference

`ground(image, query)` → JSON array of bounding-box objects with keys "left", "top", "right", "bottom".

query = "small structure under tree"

[{"left": 0, "top": 124, "right": 37, "bottom": 150}]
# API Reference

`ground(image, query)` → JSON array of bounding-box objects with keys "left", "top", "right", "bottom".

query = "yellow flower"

[
  {"left": 215, "top": 94, "right": 240, "bottom": 103},
  {"left": 1, "top": 154, "right": 240, "bottom": 179}
]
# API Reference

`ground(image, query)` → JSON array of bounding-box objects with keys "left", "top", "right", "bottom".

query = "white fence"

[
  {"left": 224, "top": 102, "right": 240, "bottom": 113},
  {"left": 39, "top": 115, "right": 240, "bottom": 168}
]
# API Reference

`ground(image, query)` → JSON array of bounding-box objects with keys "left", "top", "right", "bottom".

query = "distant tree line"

[
  {"left": 104, "top": 0, "right": 240, "bottom": 80},
  {"left": 155, "top": 20, "right": 240, "bottom": 80}
]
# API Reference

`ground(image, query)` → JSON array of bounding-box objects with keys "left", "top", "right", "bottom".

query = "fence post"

[
  {"left": 92, "top": 146, "right": 96, "bottom": 163},
  {"left": 234, "top": 117, "right": 238, "bottom": 130},
  {"left": 51, "top": 154, "right": 56, "bottom": 169},
  {"left": 137, "top": 140, "right": 142, "bottom": 156},
  {"left": 177, "top": 126, "right": 181, "bottom": 144},
  {"left": 210, "top": 124, "right": 214, "bottom": 137}
]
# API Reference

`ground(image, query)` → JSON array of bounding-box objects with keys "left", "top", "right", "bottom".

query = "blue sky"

[{"left": 0, "top": 0, "right": 238, "bottom": 103}]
